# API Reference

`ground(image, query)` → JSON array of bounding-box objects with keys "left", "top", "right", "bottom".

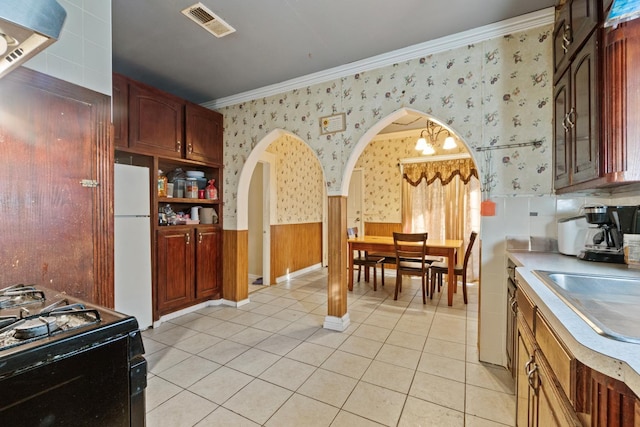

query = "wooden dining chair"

[
  {"left": 347, "top": 227, "right": 385, "bottom": 290},
  {"left": 392, "top": 232, "right": 429, "bottom": 304},
  {"left": 430, "top": 231, "right": 478, "bottom": 304}
]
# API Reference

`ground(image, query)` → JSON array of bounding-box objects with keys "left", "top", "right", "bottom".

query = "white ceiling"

[{"left": 112, "top": 0, "right": 557, "bottom": 105}]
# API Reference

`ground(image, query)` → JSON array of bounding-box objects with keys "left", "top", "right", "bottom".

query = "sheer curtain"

[{"left": 401, "top": 158, "right": 481, "bottom": 281}]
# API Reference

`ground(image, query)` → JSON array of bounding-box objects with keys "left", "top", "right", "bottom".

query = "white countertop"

[{"left": 508, "top": 251, "right": 640, "bottom": 396}]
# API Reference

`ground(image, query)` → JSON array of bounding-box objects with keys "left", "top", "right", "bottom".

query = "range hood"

[{"left": 0, "top": 0, "right": 66, "bottom": 78}]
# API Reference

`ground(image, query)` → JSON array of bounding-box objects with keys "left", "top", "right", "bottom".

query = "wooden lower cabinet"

[
  {"left": 578, "top": 365, "right": 640, "bottom": 427},
  {"left": 156, "top": 227, "right": 221, "bottom": 315},
  {"left": 516, "top": 285, "right": 640, "bottom": 426}
]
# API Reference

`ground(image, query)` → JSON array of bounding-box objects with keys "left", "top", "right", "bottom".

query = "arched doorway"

[
  {"left": 325, "top": 107, "right": 482, "bottom": 331},
  {"left": 237, "top": 129, "right": 328, "bottom": 293}
]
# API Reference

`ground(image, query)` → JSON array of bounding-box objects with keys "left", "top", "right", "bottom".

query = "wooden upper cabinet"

[
  {"left": 570, "top": 32, "right": 599, "bottom": 185},
  {"left": 554, "top": 0, "right": 599, "bottom": 79},
  {"left": 128, "top": 81, "right": 184, "bottom": 158},
  {"left": 112, "top": 73, "right": 129, "bottom": 148},
  {"left": 185, "top": 103, "right": 223, "bottom": 164}
]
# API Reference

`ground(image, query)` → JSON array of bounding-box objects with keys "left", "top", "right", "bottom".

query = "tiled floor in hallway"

[{"left": 142, "top": 269, "right": 515, "bottom": 426}]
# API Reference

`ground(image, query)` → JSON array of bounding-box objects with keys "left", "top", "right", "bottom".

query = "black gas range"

[{"left": 0, "top": 284, "right": 146, "bottom": 427}]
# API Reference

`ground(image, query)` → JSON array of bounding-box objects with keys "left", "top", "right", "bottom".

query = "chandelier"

[{"left": 415, "top": 121, "right": 457, "bottom": 155}]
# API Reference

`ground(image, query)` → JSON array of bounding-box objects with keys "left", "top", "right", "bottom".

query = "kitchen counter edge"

[{"left": 508, "top": 250, "right": 640, "bottom": 397}]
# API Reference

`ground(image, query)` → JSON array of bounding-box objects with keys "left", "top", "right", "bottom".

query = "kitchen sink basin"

[{"left": 533, "top": 270, "right": 640, "bottom": 344}]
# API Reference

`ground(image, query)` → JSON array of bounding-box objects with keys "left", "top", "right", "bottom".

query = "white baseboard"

[{"left": 152, "top": 298, "right": 249, "bottom": 328}]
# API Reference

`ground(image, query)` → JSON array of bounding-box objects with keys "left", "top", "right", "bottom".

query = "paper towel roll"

[{"left": 200, "top": 208, "right": 214, "bottom": 224}]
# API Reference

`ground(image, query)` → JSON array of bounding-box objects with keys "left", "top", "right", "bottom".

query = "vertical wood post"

[{"left": 324, "top": 195, "right": 350, "bottom": 331}]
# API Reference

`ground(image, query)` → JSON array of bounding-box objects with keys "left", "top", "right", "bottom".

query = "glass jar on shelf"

[
  {"left": 185, "top": 178, "right": 199, "bottom": 199},
  {"left": 158, "top": 170, "right": 168, "bottom": 197}
]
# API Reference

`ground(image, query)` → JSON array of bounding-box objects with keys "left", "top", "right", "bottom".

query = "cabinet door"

[
  {"left": 157, "top": 229, "right": 194, "bottom": 312},
  {"left": 554, "top": 0, "right": 598, "bottom": 79},
  {"left": 185, "top": 103, "right": 223, "bottom": 164},
  {"left": 129, "top": 82, "right": 184, "bottom": 158},
  {"left": 194, "top": 228, "right": 221, "bottom": 298},
  {"left": 554, "top": 72, "right": 571, "bottom": 189},
  {"left": 570, "top": 0, "right": 598, "bottom": 53},
  {"left": 571, "top": 32, "right": 599, "bottom": 185},
  {"left": 516, "top": 324, "right": 536, "bottom": 427},
  {"left": 554, "top": 6, "right": 572, "bottom": 78},
  {"left": 536, "top": 353, "right": 583, "bottom": 427},
  {"left": 112, "top": 73, "right": 129, "bottom": 149}
]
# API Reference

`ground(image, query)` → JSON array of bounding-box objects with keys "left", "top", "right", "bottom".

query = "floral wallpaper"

[
  {"left": 265, "top": 134, "right": 324, "bottom": 224},
  {"left": 221, "top": 25, "right": 553, "bottom": 228}
]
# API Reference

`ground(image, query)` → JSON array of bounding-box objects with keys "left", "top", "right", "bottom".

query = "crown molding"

[{"left": 202, "top": 7, "right": 554, "bottom": 110}]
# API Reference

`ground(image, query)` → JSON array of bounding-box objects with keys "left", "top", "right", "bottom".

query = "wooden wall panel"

[
  {"left": 365, "top": 222, "right": 402, "bottom": 237},
  {"left": 223, "top": 229, "right": 248, "bottom": 302},
  {"left": 270, "top": 222, "right": 322, "bottom": 281},
  {"left": 0, "top": 68, "right": 112, "bottom": 306}
]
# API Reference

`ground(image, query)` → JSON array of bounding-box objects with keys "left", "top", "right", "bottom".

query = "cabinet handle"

[
  {"left": 562, "top": 114, "right": 569, "bottom": 132},
  {"left": 198, "top": 232, "right": 203, "bottom": 244},
  {"left": 510, "top": 297, "right": 518, "bottom": 314},
  {"left": 524, "top": 355, "right": 534, "bottom": 373},
  {"left": 566, "top": 108, "right": 576, "bottom": 128},
  {"left": 185, "top": 233, "right": 190, "bottom": 245},
  {"left": 188, "top": 143, "right": 193, "bottom": 154},
  {"left": 176, "top": 140, "right": 181, "bottom": 152},
  {"left": 527, "top": 363, "right": 540, "bottom": 394},
  {"left": 562, "top": 25, "right": 572, "bottom": 53}
]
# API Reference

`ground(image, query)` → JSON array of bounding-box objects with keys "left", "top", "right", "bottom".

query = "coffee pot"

[{"left": 578, "top": 205, "right": 640, "bottom": 263}]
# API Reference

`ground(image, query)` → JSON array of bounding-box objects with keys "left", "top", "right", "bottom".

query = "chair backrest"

[
  {"left": 462, "top": 231, "right": 478, "bottom": 268},
  {"left": 393, "top": 232, "right": 428, "bottom": 262}
]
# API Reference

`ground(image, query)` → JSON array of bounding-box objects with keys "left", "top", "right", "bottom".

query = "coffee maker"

[{"left": 578, "top": 205, "right": 640, "bottom": 263}]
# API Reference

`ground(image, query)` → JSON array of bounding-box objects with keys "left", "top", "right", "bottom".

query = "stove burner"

[
  {"left": 14, "top": 317, "right": 59, "bottom": 339},
  {"left": 0, "top": 285, "right": 45, "bottom": 309},
  {"left": 0, "top": 304, "right": 101, "bottom": 351}
]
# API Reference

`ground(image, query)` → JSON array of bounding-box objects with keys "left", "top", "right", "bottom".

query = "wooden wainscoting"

[
  {"left": 271, "top": 222, "right": 322, "bottom": 282},
  {"left": 364, "top": 222, "right": 402, "bottom": 237}
]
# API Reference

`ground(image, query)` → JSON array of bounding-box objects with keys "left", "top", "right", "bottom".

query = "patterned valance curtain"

[{"left": 402, "top": 158, "right": 478, "bottom": 187}]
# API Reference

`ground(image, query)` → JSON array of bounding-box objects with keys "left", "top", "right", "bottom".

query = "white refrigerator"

[{"left": 114, "top": 164, "right": 153, "bottom": 330}]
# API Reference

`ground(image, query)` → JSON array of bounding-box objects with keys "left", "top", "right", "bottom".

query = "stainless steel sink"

[{"left": 533, "top": 270, "right": 640, "bottom": 344}]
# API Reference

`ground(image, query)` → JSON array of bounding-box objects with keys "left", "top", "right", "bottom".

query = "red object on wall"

[{"left": 481, "top": 200, "right": 496, "bottom": 216}]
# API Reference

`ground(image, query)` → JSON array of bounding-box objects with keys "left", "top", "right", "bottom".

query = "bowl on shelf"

[{"left": 186, "top": 171, "right": 205, "bottom": 178}]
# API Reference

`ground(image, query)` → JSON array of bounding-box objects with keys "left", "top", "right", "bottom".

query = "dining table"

[{"left": 347, "top": 235, "right": 463, "bottom": 306}]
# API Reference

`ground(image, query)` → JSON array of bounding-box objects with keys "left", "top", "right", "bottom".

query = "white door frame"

[{"left": 260, "top": 152, "right": 276, "bottom": 284}]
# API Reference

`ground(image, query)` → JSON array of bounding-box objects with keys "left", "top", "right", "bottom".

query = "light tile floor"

[{"left": 143, "top": 269, "right": 515, "bottom": 426}]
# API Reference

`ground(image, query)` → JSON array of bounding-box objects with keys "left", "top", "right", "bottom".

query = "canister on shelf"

[{"left": 186, "top": 178, "right": 199, "bottom": 198}]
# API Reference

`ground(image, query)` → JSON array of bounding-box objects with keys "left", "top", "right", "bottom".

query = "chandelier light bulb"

[
  {"left": 443, "top": 136, "right": 457, "bottom": 150},
  {"left": 415, "top": 137, "right": 427, "bottom": 151},
  {"left": 422, "top": 144, "right": 435, "bottom": 155}
]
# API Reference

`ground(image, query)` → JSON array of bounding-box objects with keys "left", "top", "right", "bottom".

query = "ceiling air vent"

[{"left": 181, "top": 2, "right": 235, "bottom": 38}]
